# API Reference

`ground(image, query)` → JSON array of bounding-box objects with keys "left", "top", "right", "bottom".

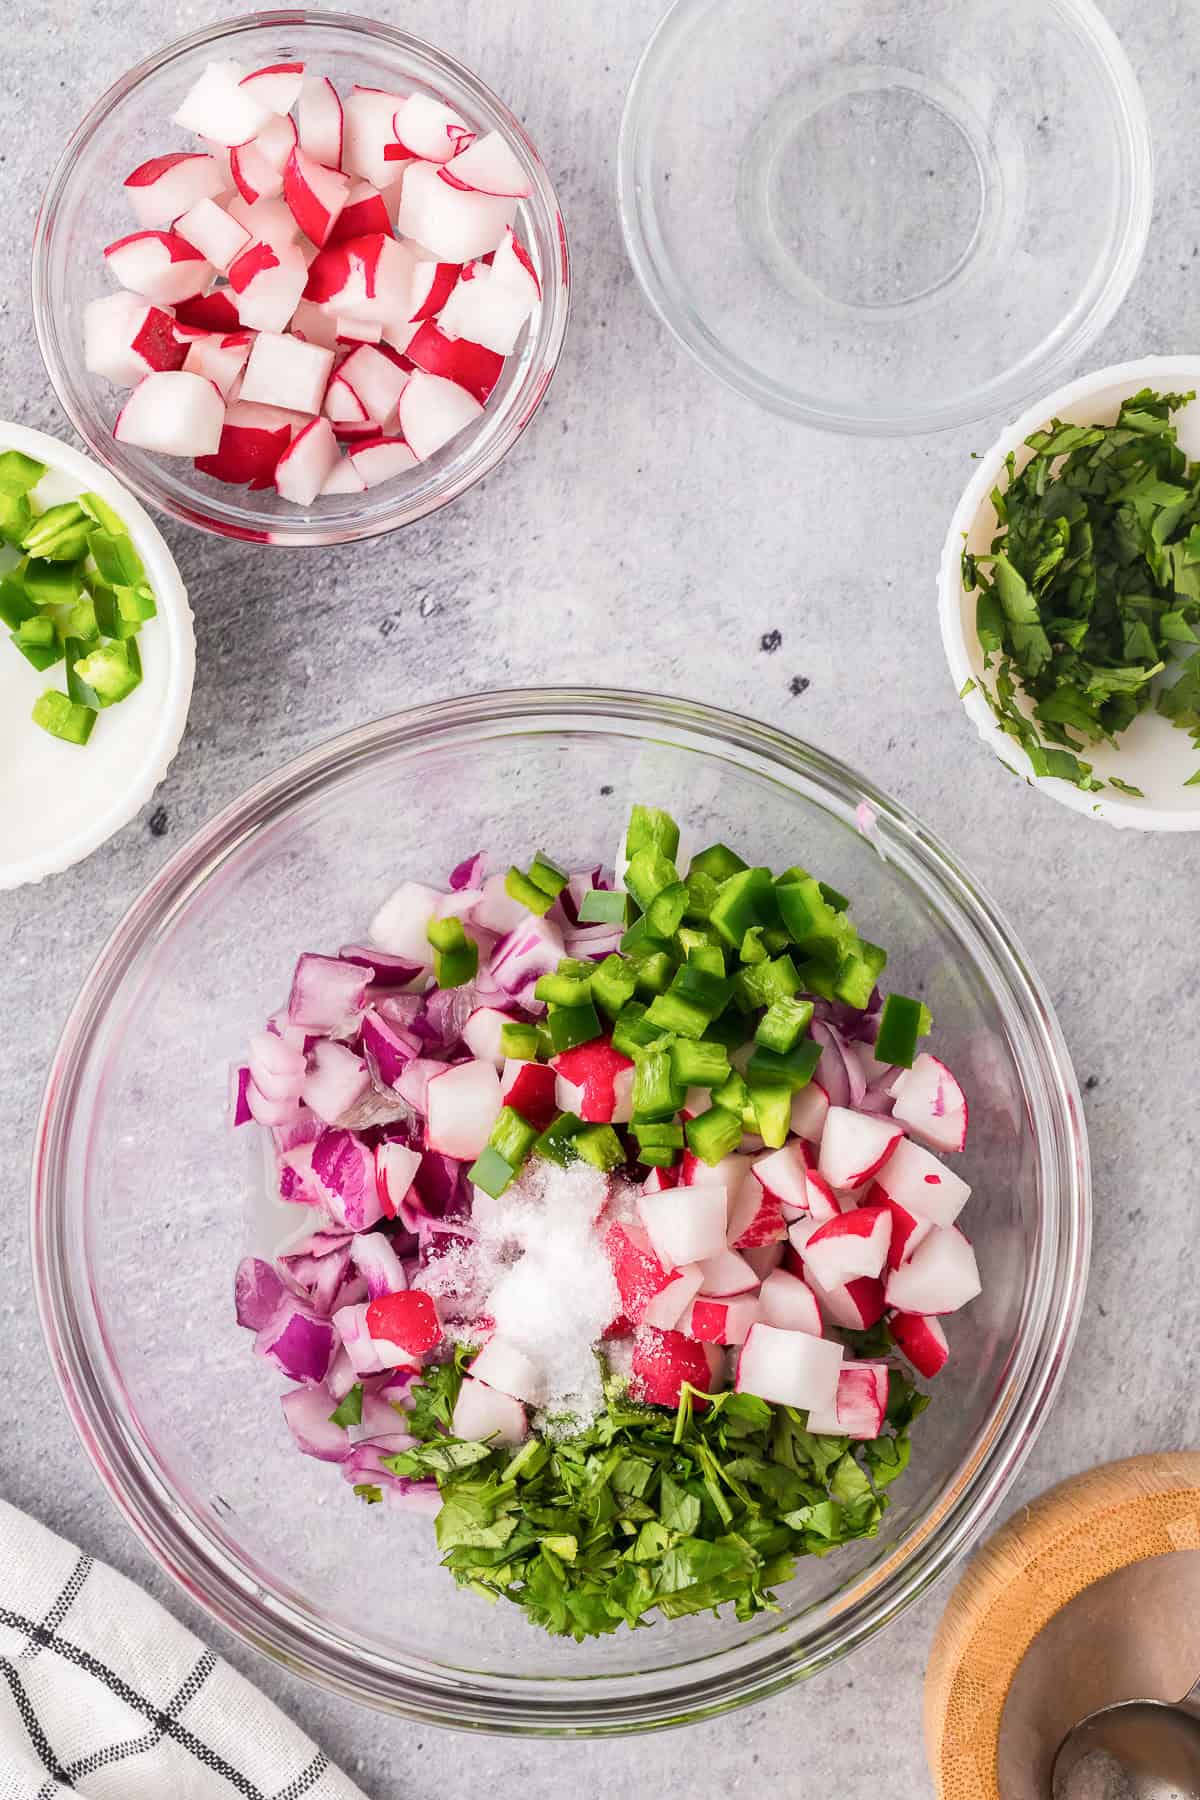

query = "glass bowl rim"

[
  {"left": 30, "top": 8, "right": 571, "bottom": 547},
  {"left": 615, "top": 0, "right": 1153, "bottom": 437},
  {"left": 31, "top": 687, "right": 1091, "bottom": 1734}
]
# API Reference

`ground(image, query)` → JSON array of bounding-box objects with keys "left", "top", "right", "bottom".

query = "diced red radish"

[
  {"left": 642, "top": 1166, "right": 679, "bottom": 1194},
  {"left": 397, "top": 159, "right": 517, "bottom": 264},
  {"left": 680, "top": 1294, "right": 757, "bottom": 1346},
  {"left": 195, "top": 400, "right": 294, "bottom": 486},
  {"left": 871, "top": 1192, "right": 934, "bottom": 1270},
  {"left": 319, "top": 455, "right": 367, "bottom": 496},
  {"left": 251, "top": 113, "right": 300, "bottom": 172},
  {"left": 743, "top": 1240, "right": 785, "bottom": 1280},
  {"left": 728, "top": 1172, "right": 786, "bottom": 1248},
  {"left": 750, "top": 1141, "right": 812, "bottom": 1222},
  {"left": 889, "top": 1311, "right": 950, "bottom": 1379},
  {"left": 884, "top": 1226, "right": 980, "bottom": 1315},
  {"left": 455, "top": 1006, "right": 509, "bottom": 1068},
  {"left": 239, "top": 61, "right": 306, "bottom": 116},
  {"left": 468, "top": 1336, "right": 544, "bottom": 1404},
  {"left": 492, "top": 225, "right": 541, "bottom": 300},
  {"left": 638, "top": 1184, "right": 727, "bottom": 1270},
  {"left": 452, "top": 1375, "right": 527, "bottom": 1446},
  {"left": 801, "top": 1205, "right": 892, "bottom": 1286},
  {"left": 790, "top": 1082, "right": 830, "bottom": 1143},
  {"left": 297, "top": 74, "right": 343, "bottom": 168},
  {"left": 735, "top": 1323, "right": 842, "bottom": 1412},
  {"left": 406, "top": 320, "right": 503, "bottom": 403},
  {"left": 806, "top": 1362, "right": 889, "bottom": 1439},
  {"left": 176, "top": 289, "right": 241, "bottom": 331},
  {"left": 630, "top": 1327, "right": 712, "bottom": 1408},
  {"left": 369, "top": 880, "right": 439, "bottom": 963},
  {"left": 283, "top": 146, "right": 351, "bottom": 246},
  {"left": 183, "top": 329, "right": 252, "bottom": 397},
  {"left": 605, "top": 1222, "right": 675, "bottom": 1324},
  {"left": 347, "top": 436, "right": 418, "bottom": 486},
  {"left": 173, "top": 59, "right": 271, "bottom": 147},
  {"left": 441, "top": 130, "right": 531, "bottom": 199},
  {"left": 84, "top": 293, "right": 186, "bottom": 385},
  {"left": 869, "top": 1136, "right": 970, "bottom": 1229},
  {"left": 391, "top": 93, "right": 472, "bottom": 165},
  {"left": 231, "top": 139, "right": 284, "bottom": 205},
  {"left": 290, "top": 298, "right": 341, "bottom": 348},
  {"left": 343, "top": 86, "right": 409, "bottom": 188},
  {"left": 329, "top": 178, "right": 394, "bottom": 243},
  {"left": 549, "top": 1040, "right": 634, "bottom": 1125},
  {"left": 398, "top": 370, "right": 483, "bottom": 460},
  {"left": 890, "top": 1054, "right": 968, "bottom": 1154},
  {"left": 274, "top": 416, "right": 340, "bottom": 505},
  {"left": 104, "top": 230, "right": 213, "bottom": 306},
  {"left": 438, "top": 261, "right": 536, "bottom": 356},
  {"left": 323, "top": 369, "right": 370, "bottom": 425},
  {"left": 500, "top": 1060, "right": 558, "bottom": 1131},
  {"left": 174, "top": 197, "right": 252, "bottom": 272},
  {"left": 375, "top": 1140, "right": 422, "bottom": 1217},
  {"left": 334, "top": 342, "right": 409, "bottom": 424},
  {"left": 304, "top": 232, "right": 411, "bottom": 322},
  {"left": 757, "top": 1268, "right": 822, "bottom": 1335},
  {"left": 425, "top": 1059, "right": 502, "bottom": 1158},
  {"left": 813, "top": 1271, "right": 887, "bottom": 1331},
  {"left": 114, "top": 369, "right": 224, "bottom": 456},
  {"left": 408, "top": 258, "right": 460, "bottom": 321},
  {"left": 227, "top": 193, "right": 301, "bottom": 254},
  {"left": 367, "top": 1288, "right": 442, "bottom": 1354},
  {"left": 818, "top": 1107, "right": 903, "bottom": 1191},
  {"left": 123, "top": 151, "right": 224, "bottom": 227},
  {"left": 805, "top": 1167, "right": 843, "bottom": 1222},
  {"left": 228, "top": 238, "right": 308, "bottom": 331},
  {"left": 696, "top": 1246, "right": 758, "bottom": 1296},
  {"left": 240, "top": 329, "right": 334, "bottom": 415}
]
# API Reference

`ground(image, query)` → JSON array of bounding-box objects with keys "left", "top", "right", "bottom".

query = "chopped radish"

[
  {"left": 175, "top": 289, "right": 241, "bottom": 331},
  {"left": 641, "top": 1265, "right": 704, "bottom": 1330},
  {"left": 274, "top": 417, "right": 340, "bottom": 505},
  {"left": 461, "top": 1006, "right": 514, "bottom": 1068},
  {"left": 323, "top": 369, "right": 370, "bottom": 424},
  {"left": 173, "top": 59, "right": 271, "bottom": 148},
  {"left": 696, "top": 1246, "right": 758, "bottom": 1296},
  {"left": 750, "top": 1142, "right": 811, "bottom": 1221},
  {"left": 114, "top": 370, "right": 224, "bottom": 456},
  {"left": 398, "top": 370, "right": 483, "bottom": 460},
  {"left": 642, "top": 1166, "right": 680, "bottom": 1194},
  {"left": 805, "top": 1166, "right": 843, "bottom": 1222},
  {"left": 406, "top": 320, "right": 503, "bottom": 403},
  {"left": 196, "top": 400, "right": 294, "bottom": 486},
  {"left": 297, "top": 74, "right": 343, "bottom": 168},
  {"left": 425, "top": 1059, "right": 502, "bottom": 1158},
  {"left": 104, "top": 230, "right": 213, "bottom": 306},
  {"left": 441, "top": 130, "right": 531, "bottom": 199},
  {"left": 630, "top": 1327, "right": 712, "bottom": 1408},
  {"left": 283, "top": 146, "right": 351, "bottom": 247},
  {"left": 319, "top": 455, "right": 367, "bottom": 496},
  {"left": 123, "top": 151, "right": 224, "bottom": 227},
  {"left": 492, "top": 225, "right": 541, "bottom": 300},
  {"left": 329, "top": 178, "right": 394, "bottom": 243},
  {"left": 392, "top": 93, "right": 473, "bottom": 165},
  {"left": 884, "top": 1226, "right": 981, "bottom": 1315},
  {"left": 452, "top": 1375, "right": 527, "bottom": 1445},
  {"left": 800, "top": 1206, "right": 892, "bottom": 1287},
  {"left": 500, "top": 1060, "right": 558, "bottom": 1130},
  {"left": 872, "top": 1193, "right": 934, "bottom": 1270},
  {"left": 757, "top": 1268, "right": 822, "bottom": 1336},
  {"left": 869, "top": 1136, "right": 970, "bottom": 1229},
  {"left": 226, "top": 194, "right": 300, "bottom": 254},
  {"left": 251, "top": 113, "right": 300, "bottom": 171},
  {"left": 183, "top": 330, "right": 253, "bottom": 397},
  {"left": 304, "top": 232, "right": 412, "bottom": 323},
  {"left": 605, "top": 1221, "right": 674, "bottom": 1324},
  {"left": 228, "top": 238, "right": 308, "bottom": 331},
  {"left": 728, "top": 1171, "right": 786, "bottom": 1248},
  {"left": 680, "top": 1149, "right": 753, "bottom": 1201},
  {"left": 735, "top": 1323, "right": 842, "bottom": 1412},
  {"left": 239, "top": 62, "right": 306, "bottom": 116},
  {"left": 790, "top": 1082, "right": 830, "bottom": 1143},
  {"left": 469, "top": 1336, "right": 544, "bottom": 1404},
  {"left": 549, "top": 1039, "right": 635, "bottom": 1125},
  {"left": 240, "top": 329, "right": 334, "bottom": 414},
  {"left": 680, "top": 1294, "right": 757, "bottom": 1346},
  {"left": 334, "top": 342, "right": 409, "bottom": 424},
  {"left": 638, "top": 1183, "right": 727, "bottom": 1270},
  {"left": 370, "top": 880, "right": 439, "bottom": 963},
  {"left": 343, "top": 87, "right": 409, "bottom": 188},
  {"left": 742, "top": 1240, "right": 786, "bottom": 1280},
  {"left": 818, "top": 1107, "right": 903, "bottom": 1190},
  {"left": 174, "top": 197, "right": 252, "bottom": 272},
  {"left": 438, "top": 261, "right": 536, "bottom": 356},
  {"left": 890, "top": 1054, "right": 968, "bottom": 1154},
  {"left": 367, "top": 1288, "right": 442, "bottom": 1355},
  {"left": 231, "top": 139, "right": 284, "bottom": 205},
  {"left": 397, "top": 159, "right": 517, "bottom": 264},
  {"left": 289, "top": 298, "right": 341, "bottom": 348},
  {"left": 889, "top": 1311, "right": 950, "bottom": 1379},
  {"left": 348, "top": 436, "right": 418, "bottom": 486},
  {"left": 375, "top": 1140, "right": 421, "bottom": 1217},
  {"left": 84, "top": 293, "right": 186, "bottom": 385},
  {"left": 806, "top": 1362, "right": 889, "bottom": 1439},
  {"left": 408, "top": 258, "right": 460, "bottom": 321}
]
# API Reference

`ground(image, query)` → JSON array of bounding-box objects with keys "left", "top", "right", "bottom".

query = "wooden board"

[{"left": 924, "top": 1453, "right": 1200, "bottom": 1799}]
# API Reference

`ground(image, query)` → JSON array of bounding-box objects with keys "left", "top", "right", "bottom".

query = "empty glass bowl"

[
  {"left": 618, "top": 0, "right": 1152, "bottom": 435},
  {"left": 32, "top": 691, "right": 1089, "bottom": 1733},
  {"left": 32, "top": 13, "right": 569, "bottom": 545}
]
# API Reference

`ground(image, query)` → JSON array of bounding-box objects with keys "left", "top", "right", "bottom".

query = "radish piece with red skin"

[
  {"left": 492, "top": 225, "right": 541, "bottom": 299},
  {"left": 425, "top": 1059, "right": 502, "bottom": 1159},
  {"left": 398, "top": 369, "right": 484, "bottom": 459},
  {"left": 870, "top": 1134, "right": 971, "bottom": 1228},
  {"left": 680, "top": 1294, "right": 757, "bottom": 1346},
  {"left": 239, "top": 62, "right": 305, "bottom": 115},
  {"left": 347, "top": 436, "right": 418, "bottom": 486},
  {"left": 114, "top": 370, "right": 225, "bottom": 456},
  {"left": 679, "top": 1148, "right": 753, "bottom": 1203},
  {"left": 124, "top": 151, "right": 224, "bottom": 227},
  {"left": 406, "top": 319, "right": 503, "bottom": 403},
  {"left": 817, "top": 1107, "right": 903, "bottom": 1191},
  {"left": 174, "top": 197, "right": 251, "bottom": 272},
  {"left": 409, "top": 258, "right": 460, "bottom": 320},
  {"left": 638, "top": 1183, "right": 727, "bottom": 1271},
  {"left": 334, "top": 342, "right": 410, "bottom": 424},
  {"left": 84, "top": 293, "right": 186, "bottom": 385},
  {"left": 884, "top": 1226, "right": 980, "bottom": 1315},
  {"left": 251, "top": 113, "right": 299, "bottom": 172},
  {"left": 735, "top": 1322, "right": 843, "bottom": 1412},
  {"left": 605, "top": 1221, "right": 675, "bottom": 1324},
  {"left": 275, "top": 416, "right": 340, "bottom": 505},
  {"left": 227, "top": 193, "right": 300, "bottom": 254},
  {"left": 375, "top": 1141, "right": 422, "bottom": 1218},
  {"left": 727, "top": 1173, "right": 786, "bottom": 1248},
  {"left": 196, "top": 401, "right": 293, "bottom": 486},
  {"left": 642, "top": 1166, "right": 680, "bottom": 1194},
  {"left": 549, "top": 1039, "right": 634, "bottom": 1125},
  {"left": 441, "top": 131, "right": 531, "bottom": 199},
  {"left": 696, "top": 1245, "right": 758, "bottom": 1296},
  {"left": 391, "top": 93, "right": 472, "bottom": 165},
  {"left": 241, "top": 329, "right": 334, "bottom": 415},
  {"left": 231, "top": 139, "right": 284, "bottom": 205},
  {"left": 460, "top": 1007, "right": 515, "bottom": 1068},
  {"left": 630, "top": 1327, "right": 712, "bottom": 1409},
  {"left": 337, "top": 317, "right": 384, "bottom": 345},
  {"left": 452, "top": 1376, "right": 527, "bottom": 1446},
  {"left": 283, "top": 146, "right": 352, "bottom": 246},
  {"left": 176, "top": 289, "right": 241, "bottom": 331},
  {"left": 806, "top": 1362, "right": 889, "bottom": 1439},
  {"left": 343, "top": 87, "right": 410, "bottom": 188},
  {"left": 290, "top": 298, "right": 340, "bottom": 348},
  {"left": 869, "top": 1190, "right": 934, "bottom": 1270},
  {"left": 329, "top": 179, "right": 394, "bottom": 243},
  {"left": 369, "top": 880, "right": 440, "bottom": 964},
  {"left": 790, "top": 1082, "right": 830, "bottom": 1143},
  {"left": 397, "top": 159, "right": 517, "bottom": 264},
  {"left": 438, "top": 261, "right": 536, "bottom": 356},
  {"left": 228, "top": 238, "right": 308, "bottom": 332},
  {"left": 319, "top": 455, "right": 367, "bottom": 495},
  {"left": 750, "top": 1141, "right": 811, "bottom": 1222},
  {"left": 367, "top": 1288, "right": 442, "bottom": 1355},
  {"left": 499, "top": 1060, "right": 558, "bottom": 1131},
  {"left": 889, "top": 1311, "right": 950, "bottom": 1378},
  {"left": 757, "top": 1268, "right": 822, "bottom": 1335},
  {"left": 173, "top": 59, "right": 271, "bottom": 147},
  {"left": 638, "top": 1263, "right": 703, "bottom": 1329},
  {"left": 800, "top": 1205, "right": 892, "bottom": 1286},
  {"left": 323, "top": 371, "right": 370, "bottom": 425},
  {"left": 469, "top": 1337, "right": 544, "bottom": 1404},
  {"left": 104, "top": 230, "right": 213, "bottom": 306},
  {"left": 303, "top": 232, "right": 410, "bottom": 319},
  {"left": 297, "top": 74, "right": 343, "bottom": 168},
  {"left": 890, "top": 1054, "right": 968, "bottom": 1154}
]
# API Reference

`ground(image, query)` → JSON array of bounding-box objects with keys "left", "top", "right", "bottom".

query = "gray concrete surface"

[{"left": 2, "top": 0, "right": 1198, "bottom": 1794}]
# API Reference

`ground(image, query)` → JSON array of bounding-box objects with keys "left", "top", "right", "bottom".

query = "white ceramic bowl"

[
  {"left": 0, "top": 424, "right": 194, "bottom": 889},
  {"left": 939, "top": 357, "right": 1200, "bottom": 831}
]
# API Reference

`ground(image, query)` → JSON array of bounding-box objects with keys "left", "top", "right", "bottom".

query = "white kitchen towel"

[{"left": 0, "top": 1500, "right": 368, "bottom": 1800}]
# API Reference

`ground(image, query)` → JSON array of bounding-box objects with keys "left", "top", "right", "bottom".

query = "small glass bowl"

[
  {"left": 617, "top": 0, "right": 1152, "bottom": 436},
  {"left": 32, "top": 690, "right": 1090, "bottom": 1735},
  {"left": 32, "top": 12, "right": 569, "bottom": 546}
]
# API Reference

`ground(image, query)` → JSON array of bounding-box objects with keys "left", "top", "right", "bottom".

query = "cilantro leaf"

[{"left": 328, "top": 1384, "right": 363, "bottom": 1429}]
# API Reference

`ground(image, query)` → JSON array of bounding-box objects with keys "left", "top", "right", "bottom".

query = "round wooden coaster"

[{"left": 924, "top": 1453, "right": 1200, "bottom": 1799}]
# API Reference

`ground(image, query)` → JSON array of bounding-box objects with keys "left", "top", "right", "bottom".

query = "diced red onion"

[
  {"left": 272, "top": 1111, "right": 323, "bottom": 1154},
  {"left": 809, "top": 1020, "right": 866, "bottom": 1109},
  {"left": 360, "top": 1006, "right": 421, "bottom": 1089},
  {"left": 412, "top": 1150, "right": 465, "bottom": 1218},
  {"left": 247, "top": 1081, "right": 301, "bottom": 1128},
  {"left": 333, "top": 1300, "right": 387, "bottom": 1375},
  {"left": 302, "top": 1039, "right": 370, "bottom": 1125},
  {"left": 330, "top": 1272, "right": 369, "bottom": 1313},
  {"left": 558, "top": 866, "right": 608, "bottom": 927},
  {"left": 278, "top": 1141, "right": 320, "bottom": 1205},
  {"left": 266, "top": 1011, "right": 310, "bottom": 1052},
  {"left": 281, "top": 1385, "right": 349, "bottom": 1462},
  {"left": 280, "top": 1240, "right": 353, "bottom": 1316},
  {"left": 234, "top": 1256, "right": 286, "bottom": 1330},
  {"left": 375, "top": 993, "right": 424, "bottom": 1032},
  {"left": 288, "top": 952, "right": 372, "bottom": 1033},
  {"left": 311, "top": 1129, "right": 384, "bottom": 1232},
  {"left": 449, "top": 851, "right": 485, "bottom": 891},
  {"left": 326, "top": 1345, "right": 359, "bottom": 1402},
  {"left": 256, "top": 1297, "right": 335, "bottom": 1386},
  {"left": 355, "top": 1388, "right": 412, "bottom": 1441},
  {"left": 340, "top": 1435, "right": 439, "bottom": 1510},
  {"left": 350, "top": 1231, "right": 408, "bottom": 1298},
  {"left": 422, "top": 983, "right": 478, "bottom": 1049},
  {"left": 230, "top": 1065, "right": 253, "bottom": 1128},
  {"left": 563, "top": 923, "right": 624, "bottom": 959},
  {"left": 338, "top": 943, "right": 423, "bottom": 990},
  {"left": 489, "top": 915, "right": 564, "bottom": 1009}
]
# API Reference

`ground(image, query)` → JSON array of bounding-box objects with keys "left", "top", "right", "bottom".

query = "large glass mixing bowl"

[{"left": 32, "top": 691, "right": 1090, "bottom": 1733}]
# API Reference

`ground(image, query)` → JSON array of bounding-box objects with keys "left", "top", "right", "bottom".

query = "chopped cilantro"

[{"left": 329, "top": 1384, "right": 363, "bottom": 1428}]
